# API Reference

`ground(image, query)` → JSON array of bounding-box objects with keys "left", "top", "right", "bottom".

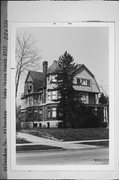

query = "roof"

[
  {"left": 47, "top": 60, "right": 83, "bottom": 75},
  {"left": 25, "top": 60, "right": 96, "bottom": 91},
  {"left": 47, "top": 60, "right": 59, "bottom": 74},
  {"left": 25, "top": 71, "right": 45, "bottom": 91}
]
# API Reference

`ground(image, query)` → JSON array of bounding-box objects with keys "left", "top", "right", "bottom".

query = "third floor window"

[{"left": 77, "top": 78, "right": 91, "bottom": 87}]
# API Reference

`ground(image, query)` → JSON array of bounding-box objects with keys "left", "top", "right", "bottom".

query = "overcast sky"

[{"left": 17, "top": 26, "right": 109, "bottom": 102}]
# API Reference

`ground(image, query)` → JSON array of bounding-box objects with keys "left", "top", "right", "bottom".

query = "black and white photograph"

[
  {"left": 14, "top": 25, "right": 110, "bottom": 166},
  {"left": 0, "top": 1, "right": 118, "bottom": 179}
]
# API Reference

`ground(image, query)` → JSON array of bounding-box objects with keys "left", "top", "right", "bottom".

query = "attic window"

[
  {"left": 77, "top": 78, "right": 91, "bottom": 87},
  {"left": 27, "top": 82, "right": 33, "bottom": 93}
]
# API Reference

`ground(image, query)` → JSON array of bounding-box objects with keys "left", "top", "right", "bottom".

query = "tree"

[
  {"left": 55, "top": 51, "right": 79, "bottom": 128},
  {"left": 55, "top": 51, "right": 103, "bottom": 129},
  {"left": 16, "top": 104, "right": 21, "bottom": 131},
  {"left": 15, "top": 33, "right": 41, "bottom": 97},
  {"left": 99, "top": 93, "right": 109, "bottom": 105}
]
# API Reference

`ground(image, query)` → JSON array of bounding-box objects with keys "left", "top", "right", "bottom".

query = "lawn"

[
  {"left": 16, "top": 144, "right": 63, "bottom": 152},
  {"left": 79, "top": 141, "right": 109, "bottom": 147},
  {"left": 21, "top": 128, "right": 109, "bottom": 141},
  {"left": 16, "top": 138, "right": 31, "bottom": 144}
]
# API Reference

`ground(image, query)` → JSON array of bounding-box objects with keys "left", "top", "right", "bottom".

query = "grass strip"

[
  {"left": 21, "top": 128, "right": 109, "bottom": 141},
  {"left": 80, "top": 141, "right": 109, "bottom": 147},
  {"left": 16, "top": 138, "right": 31, "bottom": 144},
  {"left": 16, "top": 144, "right": 63, "bottom": 151}
]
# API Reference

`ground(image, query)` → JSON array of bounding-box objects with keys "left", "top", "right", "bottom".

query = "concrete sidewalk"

[{"left": 17, "top": 132, "right": 108, "bottom": 150}]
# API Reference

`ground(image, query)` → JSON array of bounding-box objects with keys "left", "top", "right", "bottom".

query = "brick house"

[{"left": 20, "top": 60, "right": 108, "bottom": 128}]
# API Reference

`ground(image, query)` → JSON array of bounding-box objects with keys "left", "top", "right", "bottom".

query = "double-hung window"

[
  {"left": 81, "top": 93, "right": 88, "bottom": 104},
  {"left": 51, "top": 91, "right": 57, "bottom": 100},
  {"left": 39, "top": 109, "right": 42, "bottom": 115},
  {"left": 47, "top": 107, "right": 51, "bottom": 118},
  {"left": 48, "top": 91, "right": 51, "bottom": 101},
  {"left": 52, "top": 107, "right": 57, "bottom": 118}
]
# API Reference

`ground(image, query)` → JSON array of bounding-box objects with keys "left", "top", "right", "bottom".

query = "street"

[{"left": 16, "top": 146, "right": 109, "bottom": 165}]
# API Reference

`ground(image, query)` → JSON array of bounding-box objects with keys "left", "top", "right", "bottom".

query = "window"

[
  {"left": 39, "top": 95, "right": 42, "bottom": 101},
  {"left": 34, "top": 110, "right": 38, "bottom": 119},
  {"left": 29, "top": 96, "right": 32, "bottom": 106},
  {"left": 77, "top": 78, "right": 91, "bottom": 87},
  {"left": 51, "top": 75, "right": 57, "bottom": 82},
  {"left": 87, "top": 79, "right": 91, "bottom": 86},
  {"left": 48, "top": 91, "right": 51, "bottom": 101},
  {"left": 51, "top": 91, "right": 57, "bottom": 100},
  {"left": 81, "top": 79, "right": 87, "bottom": 86},
  {"left": 77, "top": 78, "right": 81, "bottom": 85},
  {"left": 47, "top": 107, "right": 51, "bottom": 118},
  {"left": 81, "top": 93, "right": 88, "bottom": 103},
  {"left": 34, "top": 99, "right": 37, "bottom": 106},
  {"left": 39, "top": 109, "right": 42, "bottom": 115},
  {"left": 27, "top": 81, "right": 33, "bottom": 93},
  {"left": 52, "top": 107, "right": 57, "bottom": 118},
  {"left": 58, "top": 91, "right": 61, "bottom": 99}
]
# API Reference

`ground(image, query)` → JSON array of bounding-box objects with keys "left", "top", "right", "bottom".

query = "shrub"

[
  {"left": 16, "top": 118, "right": 21, "bottom": 132},
  {"left": 22, "top": 122, "right": 32, "bottom": 130}
]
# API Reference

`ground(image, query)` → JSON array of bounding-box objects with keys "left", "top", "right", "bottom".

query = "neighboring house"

[{"left": 20, "top": 60, "right": 108, "bottom": 128}]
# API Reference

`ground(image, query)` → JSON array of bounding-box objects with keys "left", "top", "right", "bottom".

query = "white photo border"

[{"left": 7, "top": 22, "right": 115, "bottom": 173}]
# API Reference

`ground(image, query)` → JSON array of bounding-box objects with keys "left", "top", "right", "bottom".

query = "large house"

[{"left": 20, "top": 60, "right": 108, "bottom": 128}]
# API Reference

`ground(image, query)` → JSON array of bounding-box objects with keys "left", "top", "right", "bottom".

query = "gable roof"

[
  {"left": 74, "top": 64, "right": 95, "bottom": 78},
  {"left": 25, "top": 71, "right": 45, "bottom": 91}
]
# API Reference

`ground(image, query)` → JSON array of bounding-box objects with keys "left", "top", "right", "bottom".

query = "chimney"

[{"left": 43, "top": 61, "right": 48, "bottom": 75}]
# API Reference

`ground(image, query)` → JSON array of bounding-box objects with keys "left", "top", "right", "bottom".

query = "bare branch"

[{"left": 15, "top": 33, "right": 41, "bottom": 97}]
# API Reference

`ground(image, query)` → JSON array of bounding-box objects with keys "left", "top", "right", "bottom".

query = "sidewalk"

[{"left": 17, "top": 132, "right": 108, "bottom": 150}]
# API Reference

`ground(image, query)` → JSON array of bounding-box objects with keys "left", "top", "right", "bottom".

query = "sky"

[{"left": 17, "top": 26, "right": 109, "bottom": 102}]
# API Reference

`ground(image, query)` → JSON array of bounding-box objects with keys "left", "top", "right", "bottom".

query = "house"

[{"left": 20, "top": 60, "right": 108, "bottom": 128}]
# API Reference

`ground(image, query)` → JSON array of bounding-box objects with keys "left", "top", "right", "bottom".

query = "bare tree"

[{"left": 15, "top": 33, "right": 41, "bottom": 97}]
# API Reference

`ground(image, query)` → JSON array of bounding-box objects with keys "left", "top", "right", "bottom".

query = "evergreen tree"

[
  {"left": 99, "top": 93, "right": 109, "bottom": 105},
  {"left": 55, "top": 51, "right": 78, "bottom": 128}
]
